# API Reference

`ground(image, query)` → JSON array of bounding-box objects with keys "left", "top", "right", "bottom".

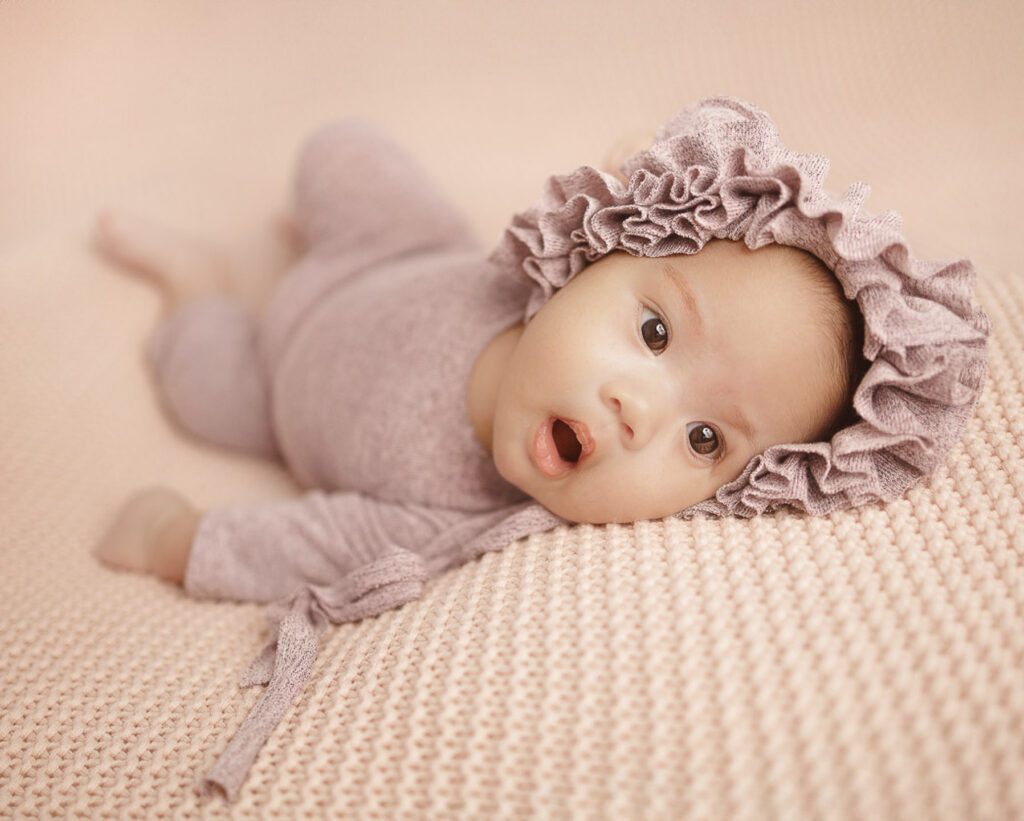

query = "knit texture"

[{"left": 2, "top": 258, "right": 1021, "bottom": 817}]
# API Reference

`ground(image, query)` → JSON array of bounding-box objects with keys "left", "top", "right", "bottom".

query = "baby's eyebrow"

[
  {"left": 659, "top": 263, "right": 706, "bottom": 340},
  {"left": 721, "top": 401, "right": 756, "bottom": 446}
]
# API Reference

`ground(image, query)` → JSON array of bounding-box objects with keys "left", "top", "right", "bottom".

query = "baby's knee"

[
  {"left": 145, "top": 299, "right": 279, "bottom": 458},
  {"left": 293, "top": 120, "right": 401, "bottom": 217},
  {"left": 292, "top": 120, "right": 476, "bottom": 259}
]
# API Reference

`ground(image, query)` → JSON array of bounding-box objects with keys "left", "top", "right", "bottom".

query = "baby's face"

[{"left": 489, "top": 241, "right": 842, "bottom": 523}]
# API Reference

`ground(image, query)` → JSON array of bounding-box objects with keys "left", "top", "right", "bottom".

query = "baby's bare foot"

[
  {"left": 93, "top": 209, "right": 230, "bottom": 311},
  {"left": 94, "top": 486, "right": 200, "bottom": 584}
]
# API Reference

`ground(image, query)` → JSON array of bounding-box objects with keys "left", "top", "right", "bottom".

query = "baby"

[
  {"left": 91, "top": 97, "right": 987, "bottom": 797},
  {"left": 95, "top": 234, "right": 859, "bottom": 577}
]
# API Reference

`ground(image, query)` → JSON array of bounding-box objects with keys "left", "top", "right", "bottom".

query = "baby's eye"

[
  {"left": 687, "top": 422, "right": 723, "bottom": 458},
  {"left": 640, "top": 307, "right": 669, "bottom": 354}
]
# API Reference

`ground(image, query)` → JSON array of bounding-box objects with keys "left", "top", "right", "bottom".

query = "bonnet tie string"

[{"left": 201, "top": 546, "right": 429, "bottom": 800}]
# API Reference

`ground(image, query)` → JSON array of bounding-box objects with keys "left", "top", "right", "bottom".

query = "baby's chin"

[{"left": 527, "top": 486, "right": 701, "bottom": 525}]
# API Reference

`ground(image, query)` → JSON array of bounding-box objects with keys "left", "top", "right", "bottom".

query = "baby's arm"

[
  {"left": 95, "top": 485, "right": 559, "bottom": 607},
  {"left": 94, "top": 487, "right": 199, "bottom": 583}
]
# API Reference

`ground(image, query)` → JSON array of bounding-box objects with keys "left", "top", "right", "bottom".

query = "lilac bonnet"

[{"left": 489, "top": 96, "right": 990, "bottom": 518}]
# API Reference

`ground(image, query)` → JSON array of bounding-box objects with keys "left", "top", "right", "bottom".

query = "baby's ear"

[{"left": 601, "top": 132, "right": 656, "bottom": 183}]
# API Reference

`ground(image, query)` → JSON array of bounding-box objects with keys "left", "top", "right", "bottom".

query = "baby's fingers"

[{"left": 94, "top": 486, "right": 197, "bottom": 582}]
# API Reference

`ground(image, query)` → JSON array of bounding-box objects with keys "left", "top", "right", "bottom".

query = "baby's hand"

[{"left": 94, "top": 487, "right": 200, "bottom": 584}]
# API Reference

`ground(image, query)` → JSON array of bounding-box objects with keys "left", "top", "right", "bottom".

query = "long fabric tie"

[{"left": 202, "top": 546, "right": 429, "bottom": 799}]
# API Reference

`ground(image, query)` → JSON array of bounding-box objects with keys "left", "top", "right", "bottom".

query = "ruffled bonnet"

[{"left": 488, "top": 96, "right": 990, "bottom": 518}]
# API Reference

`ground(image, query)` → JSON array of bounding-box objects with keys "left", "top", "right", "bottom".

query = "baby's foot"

[
  {"left": 94, "top": 486, "right": 200, "bottom": 584},
  {"left": 93, "top": 209, "right": 230, "bottom": 311}
]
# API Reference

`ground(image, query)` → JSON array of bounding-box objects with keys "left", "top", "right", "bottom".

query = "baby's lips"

[
  {"left": 532, "top": 419, "right": 569, "bottom": 478},
  {"left": 532, "top": 416, "right": 593, "bottom": 477},
  {"left": 564, "top": 418, "right": 595, "bottom": 463}
]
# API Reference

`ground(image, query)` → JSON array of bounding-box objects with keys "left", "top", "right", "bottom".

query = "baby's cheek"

[
  {"left": 621, "top": 458, "right": 715, "bottom": 520},
  {"left": 490, "top": 445, "right": 520, "bottom": 490}
]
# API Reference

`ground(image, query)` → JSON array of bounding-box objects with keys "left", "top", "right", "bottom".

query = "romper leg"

[
  {"left": 293, "top": 120, "right": 479, "bottom": 266},
  {"left": 262, "top": 120, "right": 484, "bottom": 369},
  {"left": 147, "top": 297, "right": 279, "bottom": 458}
]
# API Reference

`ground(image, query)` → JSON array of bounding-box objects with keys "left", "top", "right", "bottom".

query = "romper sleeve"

[
  {"left": 186, "top": 490, "right": 454, "bottom": 603},
  {"left": 189, "top": 490, "right": 561, "bottom": 799}
]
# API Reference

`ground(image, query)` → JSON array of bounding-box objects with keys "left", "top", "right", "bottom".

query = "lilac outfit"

[{"left": 148, "top": 122, "right": 559, "bottom": 797}]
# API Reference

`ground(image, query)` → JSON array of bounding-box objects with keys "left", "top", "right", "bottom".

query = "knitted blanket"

[{"left": 3, "top": 251, "right": 1022, "bottom": 818}]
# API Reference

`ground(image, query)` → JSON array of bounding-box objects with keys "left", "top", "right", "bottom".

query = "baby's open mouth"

[
  {"left": 552, "top": 418, "right": 582, "bottom": 463},
  {"left": 532, "top": 417, "right": 593, "bottom": 478}
]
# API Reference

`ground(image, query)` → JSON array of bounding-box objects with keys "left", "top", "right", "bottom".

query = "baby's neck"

[{"left": 467, "top": 323, "right": 524, "bottom": 453}]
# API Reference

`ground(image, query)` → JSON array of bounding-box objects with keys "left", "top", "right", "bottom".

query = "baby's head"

[
  {"left": 489, "top": 240, "right": 863, "bottom": 523},
  {"left": 488, "top": 96, "right": 989, "bottom": 522}
]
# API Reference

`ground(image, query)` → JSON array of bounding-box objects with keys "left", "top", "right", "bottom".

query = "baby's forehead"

[
  {"left": 656, "top": 243, "right": 843, "bottom": 366},
  {"left": 675, "top": 240, "right": 825, "bottom": 281},
  {"left": 646, "top": 244, "right": 831, "bottom": 323}
]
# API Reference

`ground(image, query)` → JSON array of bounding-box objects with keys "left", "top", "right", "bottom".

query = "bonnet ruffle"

[{"left": 488, "top": 96, "right": 990, "bottom": 518}]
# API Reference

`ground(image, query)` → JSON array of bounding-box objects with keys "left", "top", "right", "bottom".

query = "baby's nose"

[{"left": 600, "top": 382, "right": 663, "bottom": 449}]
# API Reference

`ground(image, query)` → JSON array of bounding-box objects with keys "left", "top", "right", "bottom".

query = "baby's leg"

[
  {"left": 94, "top": 487, "right": 200, "bottom": 584},
  {"left": 95, "top": 211, "right": 281, "bottom": 457},
  {"left": 95, "top": 209, "right": 298, "bottom": 314},
  {"left": 94, "top": 210, "right": 234, "bottom": 313},
  {"left": 292, "top": 121, "right": 479, "bottom": 263}
]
